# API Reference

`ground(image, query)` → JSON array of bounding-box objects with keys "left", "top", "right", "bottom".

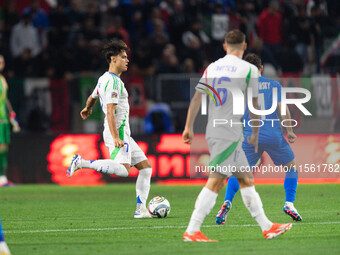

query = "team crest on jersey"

[{"left": 112, "top": 92, "right": 118, "bottom": 98}]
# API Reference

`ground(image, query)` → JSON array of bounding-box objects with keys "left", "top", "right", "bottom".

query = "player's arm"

[
  {"left": 248, "top": 98, "right": 260, "bottom": 153},
  {"left": 247, "top": 64, "right": 260, "bottom": 152},
  {"left": 107, "top": 103, "right": 124, "bottom": 148},
  {"left": 6, "top": 99, "right": 20, "bottom": 133},
  {"left": 278, "top": 102, "right": 296, "bottom": 143},
  {"left": 183, "top": 90, "right": 202, "bottom": 144},
  {"left": 80, "top": 95, "right": 98, "bottom": 120}
]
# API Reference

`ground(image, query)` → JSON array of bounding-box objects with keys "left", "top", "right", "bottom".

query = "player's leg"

[
  {"left": 184, "top": 172, "right": 226, "bottom": 242},
  {"left": 0, "top": 218, "right": 11, "bottom": 255},
  {"left": 267, "top": 139, "right": 302, "bottom": 221},
  {"left": 282, "top": 159, "right": 301, "bottom": 221},
  {"left": 0, "top": 123, "right": 12, "bottom": 187},
  {"left": 67, "top": 154, "right": 129, "bottom": 177},
  {"left": 67, "top": 137, "right": 131, "bottom": 177},
  {"left": 233, "top": 147, "right": 292, "bottom": 239},
  {"left": 216, "top": 142, "right": 263, "bottom": 225},
  {"left": 233, "top": 170, "right": 292, "bottom": 239},
  {"left": 131, "top": 138, "right": 152, "bottom": 218},
  {"left": 0, "top": 144, "right": 9, "bottom": 186}
]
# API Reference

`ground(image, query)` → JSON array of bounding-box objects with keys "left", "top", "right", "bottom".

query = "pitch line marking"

[{"left": 4, "top": 222, "right": 340, "bottom": 234}]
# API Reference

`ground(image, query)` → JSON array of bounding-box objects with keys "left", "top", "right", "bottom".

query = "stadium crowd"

[{"left": 0, "top": 0, "right": 339, "bottom": 79}]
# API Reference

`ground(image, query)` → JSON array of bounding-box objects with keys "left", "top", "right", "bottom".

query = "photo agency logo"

[{"left": 199, "top": 80, "right": 312, "bottom": 128}]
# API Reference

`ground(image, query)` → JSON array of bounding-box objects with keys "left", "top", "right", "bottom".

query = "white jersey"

[
  {"left": 196, "top": 55, "right": 259, "bottom": 142},
  {"left": 91, "top": 72, "right": 130, "bottom": 139}
]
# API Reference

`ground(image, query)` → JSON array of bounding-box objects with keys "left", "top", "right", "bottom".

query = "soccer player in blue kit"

[{"left": 216, "top": 53, "right": 302, "bottom": 225}]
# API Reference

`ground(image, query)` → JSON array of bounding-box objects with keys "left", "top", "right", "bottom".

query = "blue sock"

[
  {"left": 224, "top": 175, "right": 240, "bottom": 203},
  {"left": 284, "top": 169, "right": 298, "bottom": 203},
  {"left": 0, "top": 218, "right": 4, "bottom": 242}
]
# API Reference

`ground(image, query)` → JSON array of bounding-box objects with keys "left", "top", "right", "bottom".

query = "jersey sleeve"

[
  {"left": 105, "top": 76, "right": 120, "bottom": 105},
  {"left": 91, "top": 84, "right": 99, "bottom": 99},
  {"left": 195, "top": 65, "right": 212, "bottom": 94},
  {"left": 248, "top": 64, "right": 259, "bottom": 98}
]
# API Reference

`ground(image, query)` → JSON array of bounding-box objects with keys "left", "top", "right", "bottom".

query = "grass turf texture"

[{"left": 0, "top": 184, "right": 339, "bottom": 255}]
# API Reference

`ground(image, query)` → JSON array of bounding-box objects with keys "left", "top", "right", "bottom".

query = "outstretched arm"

[
  {"left": 278, "top": 102, "right": 296, "bottom": 143},
  {"left": 183, "top": 91, "right": 202, "bottom": 144},
  {"left": 80, "top": 95, "right": 98, "bottom": 120}
]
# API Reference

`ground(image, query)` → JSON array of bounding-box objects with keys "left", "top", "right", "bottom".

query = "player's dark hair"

[
  {"left": 102, "top": 40, "right": 129, "bottom": 64},
  {"left": 224, "top": 29, "right": 245, "bottom": 45},
  {"left": 244, "top": 53, "right": 262, "bottom": 70}
]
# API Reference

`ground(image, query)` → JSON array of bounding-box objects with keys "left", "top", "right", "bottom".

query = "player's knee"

[
  {"left": 135, "top": 159, "right": 151, "bottom": 170},
  {"left": 237, "top": 177, "right": 254, "bottom": 188},
  {"left": 122, "top": 164, "right": 130, "bottom": 174},
  {"left": 283, "top": 159, "right": 296, "bottom": 170},
  {"left": 205, "top": 176, "right": 225, "bottom": 193}
]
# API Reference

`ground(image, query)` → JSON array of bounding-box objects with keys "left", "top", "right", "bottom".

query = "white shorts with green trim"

[
  {"left": 207, "top": 138, "right": 249, "bottom": 176},
  {"left": 104, "top": 133, "right": 147, "bottom": 166}
]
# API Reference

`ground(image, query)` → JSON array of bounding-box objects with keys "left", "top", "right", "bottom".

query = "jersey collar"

[{"left": 109, "top": 72, "right": 120, "bottom": 78}]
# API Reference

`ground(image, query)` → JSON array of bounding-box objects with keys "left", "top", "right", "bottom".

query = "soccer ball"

[{"left": 147, "top": 196, "right": 171, "bottom": 218}]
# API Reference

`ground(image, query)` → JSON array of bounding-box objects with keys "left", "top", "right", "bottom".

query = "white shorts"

[
  {"left": 207, "top": 138, "right": 249, "bottom": 176},
  {"left": 104, "top": 132, "right": 147, "bottom": 166}
]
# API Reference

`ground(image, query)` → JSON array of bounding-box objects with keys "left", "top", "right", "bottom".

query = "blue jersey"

[{"left": 243, "top": 76, "right": 283, "bottom": 144}]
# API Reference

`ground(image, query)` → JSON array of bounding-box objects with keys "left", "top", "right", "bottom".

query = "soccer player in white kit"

[
  {"left": 182, "top": 30, "right": 292, "bottom": 241},
  {"left": 67, "top": 40, "right": 152, "bottom": 218}
]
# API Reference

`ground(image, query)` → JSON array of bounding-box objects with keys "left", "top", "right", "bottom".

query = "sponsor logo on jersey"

[{"left": 112, "top": 92, "right": 118, "bottom": 98}]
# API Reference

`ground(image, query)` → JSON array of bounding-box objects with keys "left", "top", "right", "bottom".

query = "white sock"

[
  {"left": 186, "top": 187, "right": 218, "bottom": 235},
  {"left": 0, "top": 175, "right": 8, "bottom": 185},
  {"left": 81, "top": 159, "right": 128, "bottom": 177},
  {"left": 136, "top": 168, "right": 152, "bottom": 206},
  {"left": 240, "top": 186, "right": 273, "bottom": 231}
]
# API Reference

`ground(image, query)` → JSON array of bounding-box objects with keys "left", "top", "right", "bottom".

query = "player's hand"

[
  {"left": 114, "top": 137, "right": 124, "bottom": 148},
  {"left": 287, "top": 131, "right": 296, "bottom": 143},
  {"left": 182, "top": 128, "right": 193, "bottom": 144},
  {"left": 247, "top": 134, "right": 258, "bottom": 153},
  {"left": 80, "top": 107, "right": 92, "bottom": 120},
  {"left": 12, "top": 122, "right": 20, "bottom": 133},
  {"left": 9, "top": 112, "right": 20, "bottom": 133}
]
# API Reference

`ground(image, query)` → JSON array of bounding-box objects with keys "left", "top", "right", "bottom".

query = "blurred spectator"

[
  {"left": 257, "top": 0, "right": 282, "bottom": 55},
  {"left": 22, "top": 0, "right": 49, "bottom": 48},
  {"left": 291, "top": 6, "right": 311, "bottom": 64},
  {"left": 106, "top": 16, "right": 131, "bottom": 48},
  {"left": 276, "top": 44, "right": 303, "bottom": 73},
  {"left": 210, "top": 2, "right": 228, "bottom": 60},
  {"left": 67, "top": 0, "right": 85, "bottom": 44},
  {"left": 181, "top": 58, "right": 195, "bottom": 73},
  {"left": 156, "top": 44, "right": 180, "bottom": 73},
  {"left": 81, "top": 18, "right": 102, "bottom": 41},
  {"left": 48, "top": 2, "right": 71, "bottom": 49},
  {"left": 131, "top": 38, "right": 156, "bottom": 76},
  {"left": 3, "top": 1, "right": 19, "bottom": 43},
  {"left": 310, "top": 6, "right": 323, "bottom": 72},
  {"left": 22, "top": 0, "right": 49, "bottom": 31},
  {"left": 84, "top": 2, "right": 101, "bottom": 27},
  {"left": 249, "top": 38, "right": 281, "bottom": 73},
  {"left": 182, "top": 18, "right": 210, "bottom": 71},
  {"left": 149, "top": 18, "right": 169, "bottom": 59},
  {"left": 10, "top": 12, "right": 41, "bottom": 58},
  {"left": 168, "top": 0, "right": 188, "bottom": 50},
  {"left": 118, "top": 0, "right": 145, "bottom": 48},
  {"left": 306, "top": 0, "right": 328, "bottom": 17}
]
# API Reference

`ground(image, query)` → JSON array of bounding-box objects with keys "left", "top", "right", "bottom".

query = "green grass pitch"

[{"left": 0, "top": 184, "right": 339, "bottom": 255}]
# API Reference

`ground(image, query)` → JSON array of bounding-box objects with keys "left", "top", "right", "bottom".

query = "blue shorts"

[{"left": 242, "top": 136, "right": 295, "bottom": 167}]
